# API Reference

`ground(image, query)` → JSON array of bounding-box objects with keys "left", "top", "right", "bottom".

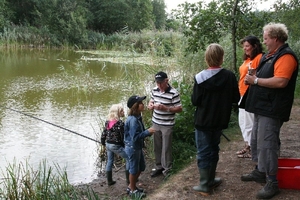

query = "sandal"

[
  {"left": 236, "top": 146, "right": 250, "bottom": 155},
  {"left": 237, "top": 153, "right": 252, "bottom": 158}
]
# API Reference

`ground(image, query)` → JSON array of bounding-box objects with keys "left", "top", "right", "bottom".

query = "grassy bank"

[{"left": 0, "top": 159, "right": 99, "bottom": 200}]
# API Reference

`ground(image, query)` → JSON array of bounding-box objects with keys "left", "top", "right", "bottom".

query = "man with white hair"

[{"left": 242, "top": 22, "right": 298, "bottom": 199}]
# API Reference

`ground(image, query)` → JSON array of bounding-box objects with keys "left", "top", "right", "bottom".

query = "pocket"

[
  {"left": 125, "top": 145, "right": 134, "bottom": 153},
  {"left": 263, "top": 124, "right": 279, "bottom": 149}
]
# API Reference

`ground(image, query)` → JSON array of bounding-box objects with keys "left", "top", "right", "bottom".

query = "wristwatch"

[{"left": 254, "top": 78, "right": 259, "bottom": 85}]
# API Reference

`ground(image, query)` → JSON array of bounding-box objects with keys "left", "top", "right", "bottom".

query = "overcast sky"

[{"left": 164, "top": 0, "right": 277, "bottom": 12}]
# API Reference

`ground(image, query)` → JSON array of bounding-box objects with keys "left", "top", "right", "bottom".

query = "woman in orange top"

[{"left": 237, "top": 35, "right": 263, "bottom": 158}]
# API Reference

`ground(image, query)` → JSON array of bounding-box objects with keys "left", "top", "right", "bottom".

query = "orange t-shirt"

[
  {"left": 239, "top": 53, "right": 263, "bottom": 96},
  {"left": 274, "top": 54, "right": 297, "bottom": 79}
]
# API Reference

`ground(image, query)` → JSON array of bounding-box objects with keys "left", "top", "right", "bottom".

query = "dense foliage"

[
  {"left": 0, "top": 0, "right": 167, "bottom": 47},
  {"left": 174, "top": 0, "right": 273, "bottom": 71},
  {"left": 1, "top": 0, "right": 300, "bottom": 61},
  {"left": 1, "top": 0, "right": 300, "bottom": 72}
]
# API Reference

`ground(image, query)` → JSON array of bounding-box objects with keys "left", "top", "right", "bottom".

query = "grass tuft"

[{"left": 0, "top": 159, "right": 99, "bottom": 199}]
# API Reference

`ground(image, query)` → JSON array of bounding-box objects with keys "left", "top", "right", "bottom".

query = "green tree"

[
  {"left": 127, "top": 0, "right": 154, "bottom": 31},
  {"left": 165, "top": 13, "right": 181, "bottom": 31},
  {"left": 87, "top": 0, "right": 131, "bottom": 34},
  {"left": 271, "top": 0, "right": 300, "bottom": 57},
  {"left": 174, "top": 0, "right": 272, "bottom": 72},
  {"left": 152, "top": 0, "right": 166, "bottom": 30},
  {"left": 0, "top": 0, "right": 11, "bottom": 30},
  {"left": 175, "top": 1, "right": 225, "bottom": 52},
  {"left": 219, "top": 0, "right": 271, "bottom": 71},
  {"left": 272, "top": 0, "right": 300, "bottom": 40},
  {"left": 6, "top": 0, "right": 36, "bottom": 25},
  {"left": 33, "top": 0, "right": 88, "bottom": 45},
  {"left": 87, "top": 0, "right": 154, "bottom": 34}
]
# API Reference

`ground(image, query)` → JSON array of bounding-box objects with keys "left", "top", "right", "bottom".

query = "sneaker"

[
  {"left": 241, "top": 169, "right": 266, "bottom": 183},
  {"left": 129, "top": 189, "right": 146, "bottom": 199},
  {"left": 126, "top": 187, "right": 144, "bottom": 194},
  {"left": 150, "top": 168, "right": 163, "bottom": 177},
  {"left": 256, "top": 180, "right": 280, "bottom": 199},
  {"left": 163, "top": 169, "right": 171, "bottom": 177}
]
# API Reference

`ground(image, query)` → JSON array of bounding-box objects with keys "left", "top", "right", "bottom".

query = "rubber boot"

[
  {"left": 125, "top": 170, "right": 130, "bottom": 184},
  {"left": 208, "top": 162, "right": 222, "bottom": 189},
  {"left": 192, "top": 168, "right": 210, "bottom": 196},
  {"left": 106, "top": 171, "right": 116, "bottom": 186}
]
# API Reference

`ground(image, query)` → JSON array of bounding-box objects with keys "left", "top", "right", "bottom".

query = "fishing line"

[{"left": 0, "top": 105, "right": 102, "bottom": 144}]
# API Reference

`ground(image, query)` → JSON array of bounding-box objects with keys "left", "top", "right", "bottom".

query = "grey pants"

[
  {"left": 251, "top": 114, "right": 282, "bottom": 175},
  {"left": 152, "top": 123, "right": 173, "bottom": 172}
]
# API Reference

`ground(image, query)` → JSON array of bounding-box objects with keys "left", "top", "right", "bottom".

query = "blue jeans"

[
  {"left": 195, "top": 129, "right": 222, "bottom": 169},
  {"left": 105, "top": 143, "right": 129, "bottom": 171}
]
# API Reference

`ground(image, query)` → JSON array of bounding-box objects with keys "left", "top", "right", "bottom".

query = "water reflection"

[{"left": 0, "top": 49, "right": 140, "bottom": 184}]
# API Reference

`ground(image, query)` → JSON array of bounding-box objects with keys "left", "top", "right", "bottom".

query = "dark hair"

[
  {"left": 240, "top": 35, "right": 263, "bottom": 60},
  {"left": 128, "top": 102, "right": 142, "bottom": 116}
]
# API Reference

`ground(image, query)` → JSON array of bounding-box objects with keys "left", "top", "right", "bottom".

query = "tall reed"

[{"left": 0, "top": 159, "right": 98, "bottom": 199}]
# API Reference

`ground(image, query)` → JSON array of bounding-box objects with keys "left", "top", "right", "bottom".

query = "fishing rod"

[{"left": 0, "top": 105, "right": 102, "bottom": 144}]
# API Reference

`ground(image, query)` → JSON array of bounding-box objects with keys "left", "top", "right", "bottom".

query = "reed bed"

[{"left": 0, "top": 159, "right": 99, "bottom": 200}]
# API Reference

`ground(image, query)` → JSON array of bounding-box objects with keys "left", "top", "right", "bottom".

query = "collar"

[
  {"left": 208, "top": 66, "right": 221, "bottom": 70},
  {"left": 154, "top": 84, "right": 172, "bottom": 93}
]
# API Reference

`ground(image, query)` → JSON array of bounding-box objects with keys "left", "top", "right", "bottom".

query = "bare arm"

[
  {"left": 152, "top": 103, "right": 182, "bottom": 113},
  {"left": 245, "top": 74, "right": 289, "bottom": 88},
  {"left": 168, "top": 105, "right": 182, "bottom": 113}
]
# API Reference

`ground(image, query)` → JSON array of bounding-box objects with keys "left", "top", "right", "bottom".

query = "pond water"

[{"left": 0, "top": 49, "right": 146, "bottom": 184}]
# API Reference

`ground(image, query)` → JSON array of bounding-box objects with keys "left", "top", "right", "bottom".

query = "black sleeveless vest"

[{"left": 245, "top": 44, "right": 299, "bottom": 122}]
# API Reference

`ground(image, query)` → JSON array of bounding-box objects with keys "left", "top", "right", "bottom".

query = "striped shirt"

[{"left": 150, "top": 85, "right": 181, "bottom": 126}]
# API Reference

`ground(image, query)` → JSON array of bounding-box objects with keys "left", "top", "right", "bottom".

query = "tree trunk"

[{"left": 231, "top": 0, "right": 239, "bottom": 73}]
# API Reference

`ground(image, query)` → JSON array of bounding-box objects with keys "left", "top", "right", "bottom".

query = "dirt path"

[{"left": 82, "top": 105, "right": 300, "bottom": 199}]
